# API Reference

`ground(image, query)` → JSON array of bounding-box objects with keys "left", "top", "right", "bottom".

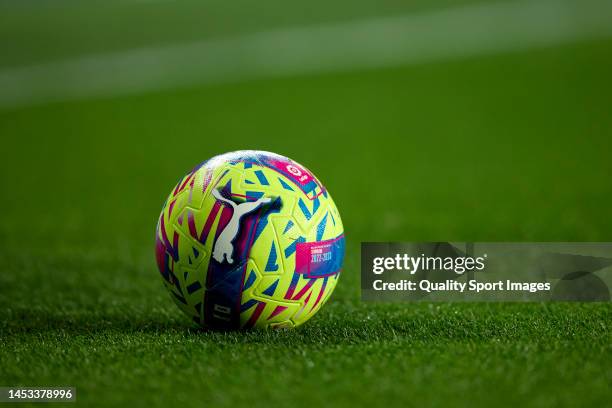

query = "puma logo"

[{"left": 211, "top": 189, "right": 271, "bottom": 264}]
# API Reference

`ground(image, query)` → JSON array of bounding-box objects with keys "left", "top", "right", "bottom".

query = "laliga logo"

[
  {"left": 286, "top": 164, "right": 310, "bottom": 183},
  {"left": 211, "top": 189, "right": 271, "bottom": 264}
]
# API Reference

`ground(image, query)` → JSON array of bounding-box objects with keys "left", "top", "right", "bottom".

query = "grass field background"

[{"left": 1, "top": 0, "right": 611, "bottom": 406}]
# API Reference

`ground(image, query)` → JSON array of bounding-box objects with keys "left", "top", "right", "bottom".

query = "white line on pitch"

[{"left": 0, "top": 0, "right": 611, "bottom": 109}]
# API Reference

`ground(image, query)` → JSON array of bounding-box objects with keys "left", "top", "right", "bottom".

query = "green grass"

[
  {"left": 0, "top": 0, "right": 479, "bottom": 68},
  {"left": 1, "top": 302, "right": 610, "bottom": 407},
  {"left": 1, "top": 8, "right": 612, "bottom": 408}
]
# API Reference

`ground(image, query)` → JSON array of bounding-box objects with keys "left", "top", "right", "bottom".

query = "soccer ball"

[{"left": 155, "top": 151, "right": 345, "bottom": 329}]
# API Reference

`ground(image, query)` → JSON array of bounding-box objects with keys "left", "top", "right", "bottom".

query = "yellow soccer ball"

[{"left": 155, "top": 151, "right": 344, "bottom": 329}]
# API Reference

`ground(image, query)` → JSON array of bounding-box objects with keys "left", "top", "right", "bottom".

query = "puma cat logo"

[{"left": 211, "top": 189, "right": 271, "bottom": 264}]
